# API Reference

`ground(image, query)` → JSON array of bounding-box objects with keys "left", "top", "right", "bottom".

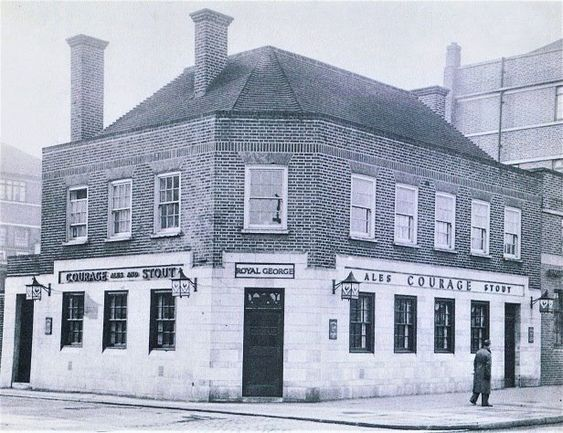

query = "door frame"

[
  {"left": 504, "top": 303, "right": 520, "bottom": 388},
  {"left": 242, "top": 287, "right": 285, "bottom": 398}
]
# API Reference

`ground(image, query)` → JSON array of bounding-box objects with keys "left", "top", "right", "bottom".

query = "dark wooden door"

[
  {"left": 504, "top": 303, "right": 518, "bottom": 388},
  {"left": 242, "top": 288, "right": 284, "bottom": 397},
  {"left": 14, "top": 294, "right": 34, "bottom": 383}
]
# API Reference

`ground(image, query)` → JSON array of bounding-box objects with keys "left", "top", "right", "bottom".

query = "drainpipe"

[{"left": 497, "top": 57, "right": 505, "bottom": 163}]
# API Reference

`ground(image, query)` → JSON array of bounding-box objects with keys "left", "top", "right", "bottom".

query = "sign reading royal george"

[
  {"left": 235, "top": 263, "right": 295, "bottom": 279},
  {"left": 348, "top": 268, "right": 525, "bottom": 297},
  {"left": 59, "top": 265, "right": 183, "bottom": 284}
]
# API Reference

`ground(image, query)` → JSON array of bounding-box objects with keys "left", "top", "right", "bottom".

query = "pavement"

[{"left": 1, "top": 385, "right": 562, "bottom": 431}]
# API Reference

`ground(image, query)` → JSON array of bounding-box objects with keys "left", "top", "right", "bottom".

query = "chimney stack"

[
  {"left": 443, "top": 42, "right": 461, "bottom": 123},
  {"left": 411, "top": 86, "right": 450, "bottom": 118},
  {"left": 190, "top": 9, "right": 233, "bottom": 98},
  {"left": 67, "top": 35, "right": 109, "bottom": 141}
]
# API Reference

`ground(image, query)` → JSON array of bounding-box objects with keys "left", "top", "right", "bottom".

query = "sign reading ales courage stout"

[{"left": 59, "top": 265, "right": 183, "bottom": 284}]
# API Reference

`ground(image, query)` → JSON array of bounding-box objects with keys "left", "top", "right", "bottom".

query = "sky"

[{"left": 1, "top": 1, "right": 561, "bottom": 158}]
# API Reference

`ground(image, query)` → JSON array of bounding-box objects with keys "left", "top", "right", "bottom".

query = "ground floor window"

[
  {"left": 103, "top": 291, "right": 127, "bottom": 349},
  {"left": 150, "top": 290, "right": 176, "bottom": 350},
  {"left": 470, "top": 301, "right": 489, "bottom": 353},
  {"left": 434, "top": 298, "right": 454, "bottom": 353},
  {"left": 555, "top": 291, "right": 563, "bottom": 346},
  {"left": 394, "top": 295, "right": 417, "bottom": 353},
  {"left": 349, "top": 292, "right": 374, "bottom": 352},
  {"left": 61, "top": 292, "right": 84, "bottom": 347}
]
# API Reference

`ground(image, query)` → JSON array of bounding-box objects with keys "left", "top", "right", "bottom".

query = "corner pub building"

[{"left": 2, "top": 10, "right": 545, "bottom": 401}]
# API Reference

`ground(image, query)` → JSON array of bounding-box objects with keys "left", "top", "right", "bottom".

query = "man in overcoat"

[{"left": 470, "top": 339, "right": 493, "bottom": 407}]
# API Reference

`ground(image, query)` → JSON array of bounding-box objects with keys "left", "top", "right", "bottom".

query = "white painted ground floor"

[{"left": 1, "top": 252, "right": 542, "bottom": 401}]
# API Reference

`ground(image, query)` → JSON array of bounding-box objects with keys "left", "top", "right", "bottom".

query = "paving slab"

[{"left": 1, "top": 385, "right": 562, "bottom": 430}]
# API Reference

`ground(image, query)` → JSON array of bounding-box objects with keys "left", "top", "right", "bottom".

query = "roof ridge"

[
  {"left": 271, "top": 48, "right": 303, "bottom": 113},
  {"left": 229, "top": 51, "right": 263, "bottom": 111}
]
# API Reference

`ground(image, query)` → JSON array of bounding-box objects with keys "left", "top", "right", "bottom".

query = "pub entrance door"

[
  {"left": 242, "top": 288, "right": 284, "bottom": 397},
  {"left": 504, "top": 303, "right": 519, "bottom": 387},
  {"left": 13, "top": 294, "right": 34, "bottom": 383}
]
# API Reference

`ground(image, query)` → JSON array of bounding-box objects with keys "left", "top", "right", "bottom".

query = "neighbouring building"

[
  {"left": 0, "top": 143, "right": 41, "bottom": 368},
  {"left": 442, "top": 41, "right": 563, "bottom": 385},
  {"left": 1, "top": 10, "right": 546, "bottom": 401}
]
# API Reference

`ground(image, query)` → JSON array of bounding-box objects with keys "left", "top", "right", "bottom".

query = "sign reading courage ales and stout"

[
  {"left": 59, "top": 265, "right": 183, "bottom": 284},
  {"left": 350, "top": 268, "right": 525, "bottom": 297}
]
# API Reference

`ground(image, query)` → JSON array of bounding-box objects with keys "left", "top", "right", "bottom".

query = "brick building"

[
  {"left": 442, "top": 41, "right": 563, "bottom": 385},
  {"left": 1, "top": 10, "right": 545, "bottom": 401},
  {"left": 0, "top": 143, "right": 41, "bottom": 368}
]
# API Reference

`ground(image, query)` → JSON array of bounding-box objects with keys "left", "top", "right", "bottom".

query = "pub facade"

[{"left": 1, "top": 9, "right": 544, "bottom": 401}]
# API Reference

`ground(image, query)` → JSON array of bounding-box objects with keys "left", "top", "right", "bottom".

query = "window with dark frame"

[
  {"left": 349, "top": 292, "right": 374, "bottom": 352},
  {"left": 150, "top": 290, "right": 176, "bottom": 350},
  {"left": 61, "top": 292, "right": 84, "bottom": 347},
  {"left": 555, "top": 291, "right": 563, "bottom": 346},
  {"left": 556, "top": 86, "right": 563, "bottom": 120},
  {"left": 103, "top": 291, "right": 127, "bottom": 349},
  {"left": 434, "top": 298, "right": 455, "bottom": 353},
  {"left": 394, "top": 295, "right": 417, "bottom": 353},
  {"left": 470, "top": 301, "right": 489, "bottom": 353}
]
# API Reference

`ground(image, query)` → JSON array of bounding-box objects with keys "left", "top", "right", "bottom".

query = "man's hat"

[{"left": 484, "top": 339, "right": 491, "bottom": 346}]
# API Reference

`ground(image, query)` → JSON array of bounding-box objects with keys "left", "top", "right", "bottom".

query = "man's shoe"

[
  {"left": 482, "top": 403, "right": 493, "bottom": 407},
  {"left": 470, "top": 400, "right": 476, "bottom": 405}
]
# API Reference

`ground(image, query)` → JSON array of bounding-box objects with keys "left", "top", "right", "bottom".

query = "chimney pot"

[
  {"left": 66, "top": 34, "right": 109, "bottom": 141},
  {"left": 190, "top": 9, "right": 234, "bottom": 97}
]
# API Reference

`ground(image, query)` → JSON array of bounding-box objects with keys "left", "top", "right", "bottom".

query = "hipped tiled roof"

[{"left": 103, "top": 46, "right": 493, "bottom": 161}]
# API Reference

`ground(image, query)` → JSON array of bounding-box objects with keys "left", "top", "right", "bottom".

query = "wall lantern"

[
  {"left": 25, "top": 277, "right": 51, "bottom": 301},
  {"left": 333, "top": 271, "right": 360, "bottom": 300},
  {"left": 171, "top": 268, "right": 197, "bottom": 298},
  {"left": 530, "top": 290, "right": 554, "bottom": 313}
]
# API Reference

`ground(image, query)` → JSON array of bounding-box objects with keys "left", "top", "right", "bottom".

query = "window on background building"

[
  {"left": 504, "top": 207, "right": 521, "bottom": 259},
  {"left": 109, "top": 179, "right": 132, "bottom": 238},
  {"left": 394, "top": 184, "right": 418, "bottom": 245},
  {"left": 155, "top": 173, "right": 180, "bottom": 233},
  {"left": 150, "top": 290, "right": 176, "bottom": 350},
  {"left": 471, "top": 200, "right": 490, "bottom": 255},
  {"left": 244, "top": 166, "right": 288, "bottom": 231},
  {"left": 0, "top": 227, "right": 6, "bottom": 246},
  {"left": 61, "top": 292, "right": 84, "bottom": 347},
  {"left": 555, "top": 291, "right": 563, "bottom": 346},
  {"left": 349, "top": 292, "right": 374, "bottom": 352},
  {"left": 0, "top": 179, "right": 26, "bottom": 202},
  {"left": 471, "top": 301, "right": 489, "bottom": 353},
  {"left": 68, "top": 187, "right": 88, "bottom": 241},
  {"left": 350, "top": 175, "right": 376, "bottom": 239},
  {"left": 394, "top": 295, "right": 417, "bottom": 353},
  {"left": 556, "top": 86, "right": 563, "bottom": 120},
  {"left": 103, "top": 291, "right": 127, "bottom": 349},
  {"left": 435, "top": 192, "right": 456, "bottom": 250},
  {"left": 13, "top": 228, "right": 29, "bottom": 248},
  {"left": 434, "top": 298, "right": 455, "bottom": 353}
]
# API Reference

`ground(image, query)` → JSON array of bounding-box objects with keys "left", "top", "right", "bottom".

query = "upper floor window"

[
  {"left": 61, "top": 292, "right": 84, "bottom": 347},
  {"left": 0, "top": 179, "right": 26, "bottom": 202},
  {"left": 244, "top": 166, "right": 288, "bottom": 231},
  {"left": 109, "top": 179, "right": 132, "bottom": 239},
  {"left": 504, "top": 207, "right": 521, "bottom": 259},
  {"left": 155, "top": 173, "right": 180, "bottom": 234},
  {"left": 435, "top": 192, "right": 456, "bottom": 250},
  {"left": 471, "top": 200, "right": 490, "bottom": 255},
  {"left": 68, "top": 187, "right": 88, "bottom": 241},
  {"left": 394, "top": 184, "right": 418, "bottom": 245},
  {"left": 556, "top": 86, "right": 563, "bottom": 120},
  {"left": 13, "top": 227, "right": 29, "bottom": 248},
  {"left": 349, "top": 292, "right": 374, "bottom": 352},
  {"left": 0, "top": 227, "right": 6, "bottom": 247},
  {"left": 350, "top": 174, "right": 376, "bottom": 239}
]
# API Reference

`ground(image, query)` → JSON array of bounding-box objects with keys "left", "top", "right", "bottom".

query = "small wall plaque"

[
  {"left": 329, "top": 319, "right": 337, "bottom": 340},
  {"left": 528, "top": 327, "right": 534, "bottom": 343},
  {"left": 45, "top": 317, "right": 52, "bottom": 335}
]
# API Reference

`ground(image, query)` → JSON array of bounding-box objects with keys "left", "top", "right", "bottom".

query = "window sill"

[
  {"left": 151, "top": 230, "right": 182, "bottom": 239},
  {"left": 393, "top": 350, "right": 417, "bottom": 354},
  {"left": 503, "top": 255, "right": 522, "bottom": 262},
  {"left": 349, "top": 235, "right": 378, "bottom": 243},
  {"left": 63, "top": 238, "right": 89, "bottom": 246},
  {"left": 434, "top": 350, "right": 455, "bottom": 354},
  {"left": 434, "top": 247, "right": 458, "bottom": 254},
  {"left": 393, "top": 242, "right": 420, "bottom": 249},
  {"left": 105, "top": 236, "right": 132, "bottom": 243},
  {"left": 60, "top": 345, "right": 82, "bottom": 351},
  {"left": 103, "top": 346, "right": 127, "bottom": 352},
  {"left": 470, "top": 252, "right": 492, "bottom": 259},
  {"left": 349, "top": 349, "right": 375, "bottom": 354},
  {"left": 149, "top": 347, "right": 176, "bottom": 353},
  {"left": 241, "top": 228, "right": 289, "bottom": 235}
]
